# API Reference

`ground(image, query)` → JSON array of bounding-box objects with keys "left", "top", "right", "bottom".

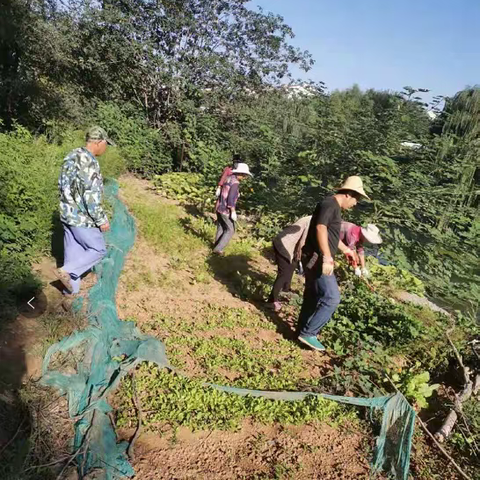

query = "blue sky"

[{"left": 254, "top": 0, "right": 480, "bottom": 99}]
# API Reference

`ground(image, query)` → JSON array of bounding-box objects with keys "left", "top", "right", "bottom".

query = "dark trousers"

[
  {"left": 297, "top": 267, "right": 340, "bottom": 337},
  {"left": 268, "top": 245, "right": 297, "bottom": 302},
  {"left": 213, "top": 212, "right": 235, "bottom": 253}
]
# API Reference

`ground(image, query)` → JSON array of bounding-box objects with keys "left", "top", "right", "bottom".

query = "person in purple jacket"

[
  {"left": 215, "top": 155, "right": 240, "bottom": 197},
  {"left": 213, "top": 163, "right": 252, "bottom": 254}
]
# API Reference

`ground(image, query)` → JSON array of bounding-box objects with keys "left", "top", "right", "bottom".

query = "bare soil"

[
  {"left": 120, "top": 421, "right": 375, "bottom": 480},
  {"left": 0, "top": 257, "right": 86, "bottom": 476},
  {"left": 0, "top": 258, "right": 62, "bottom": 390}
]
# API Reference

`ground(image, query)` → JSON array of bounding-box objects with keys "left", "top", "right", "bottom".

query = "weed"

[
  {"left": 122, "top": 183, "right": 207, "bottom": 266},
  {"left": 115, "top": 365, "right": 348, "bottom": 432},
  {"left": 31, "top": 312, "right": 86, "bottom": 357}
]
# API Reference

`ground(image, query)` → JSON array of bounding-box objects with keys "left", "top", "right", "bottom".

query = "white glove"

[
  {"left": 322, "top": 258, "right": 334, "bottom": 276},
  {"left": 361, "top": 268, "right": 369, "bottom": 278},
  {"left": 354, "top": 267, "right": 362, "bottom": 277},
  {"left": 230, "top": 210, "right": 237, "bottom": 222},
  {"left": 215, "top": 186, "right": 221, "bottom": 197}
]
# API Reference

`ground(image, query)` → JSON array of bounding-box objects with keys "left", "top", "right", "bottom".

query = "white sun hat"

[
  {"left": 231, "top": 163, "right": 252, "bottom": 176},
  {"left": 361, "top": 224, "right": 382, "bottom": 244}
]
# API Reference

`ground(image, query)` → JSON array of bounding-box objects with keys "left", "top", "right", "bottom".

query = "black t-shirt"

[{"left": 304, "top": 196, "right": 342, "bottom": 260}]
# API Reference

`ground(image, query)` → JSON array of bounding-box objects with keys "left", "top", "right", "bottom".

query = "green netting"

[{"left": 41, "top": 180, "right": 415, "bottom": 480}]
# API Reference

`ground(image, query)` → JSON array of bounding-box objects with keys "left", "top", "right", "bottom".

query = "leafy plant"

[{"left": 392, "top": 370, "right": 440, "bottom": 409}]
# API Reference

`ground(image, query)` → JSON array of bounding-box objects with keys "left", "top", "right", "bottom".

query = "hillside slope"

[{"left": 112, "top": 175, "right": 460, "bottom": 480}]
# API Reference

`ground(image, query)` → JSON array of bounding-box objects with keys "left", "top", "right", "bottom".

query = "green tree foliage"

[{"left": 0, "top": 0, "right": 478, "bottom": 319}]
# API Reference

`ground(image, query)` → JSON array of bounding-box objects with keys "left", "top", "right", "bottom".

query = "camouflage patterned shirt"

[{"left": 58, "top": 148, "right": 108, "bottom": 228}]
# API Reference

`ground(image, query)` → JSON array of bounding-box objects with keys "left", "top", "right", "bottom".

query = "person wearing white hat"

[
  {"left": 213, "top": 162, "right": 252, "bottom": 254},
  {"left": 339, "top": 222, "right": 382, "bottom": 277},
  {"left": 215, "top": 154, "right": 240, "bottom": 198},
  {"left": 297, "top": 176, "right": 369, "bottom": 351}
]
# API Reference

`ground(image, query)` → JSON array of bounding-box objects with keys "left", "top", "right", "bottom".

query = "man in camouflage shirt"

[{"left": 55, "top": 126, "right": 114, "bottom": 296}]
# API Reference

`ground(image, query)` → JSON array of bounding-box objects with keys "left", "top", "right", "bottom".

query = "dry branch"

[
  {"left": 385, "top": 374, "right": 473, "bottom": 480},
  {"left": 435, "top": 331, "right": 474, "bottom": 443}
]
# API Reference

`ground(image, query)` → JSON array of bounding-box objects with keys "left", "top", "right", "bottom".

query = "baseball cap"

[{"left": 85, "top": 126, "right": 116, "bottom": 146}]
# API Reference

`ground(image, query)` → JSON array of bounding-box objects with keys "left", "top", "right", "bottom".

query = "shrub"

[{"left": 92, "top": 102, "right": 173, "bottom": 176}]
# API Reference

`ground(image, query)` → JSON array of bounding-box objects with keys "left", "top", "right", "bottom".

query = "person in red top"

[
  {"left": 215, "top": 156, "right": 240, "bottom": 197},
  {"left": 213, "top": 162, "right": 252, "bottom": 254},
  {"left": 339, "top": 222, "right": 382, "bottom": 277}
]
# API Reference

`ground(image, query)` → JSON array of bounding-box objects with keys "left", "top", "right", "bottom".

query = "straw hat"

[
  {"left": 361, "top": 224, "right": 382, "bottom": 244},
  {"left": 337, "top": 176, "right": 369, "bottom": 199},
  {"left": 232, "top": 163, "right": 252, "bottom": 176}
]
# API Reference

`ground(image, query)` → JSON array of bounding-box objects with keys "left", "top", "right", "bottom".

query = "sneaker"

[
  {"left": 54, "top": 268, "right": 73, "bottom": 293},
  {"left": 298, "top": 335, "right": 326, "bottom": 351}
]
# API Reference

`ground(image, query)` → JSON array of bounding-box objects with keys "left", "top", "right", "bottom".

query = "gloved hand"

[
  {"left": 343, "top": 248, "right": 356, "bottom": 262},
  {"left": 230, "top": 210, "right": 237, "bottom": 222},
  {"left": 215, "top": 186, "right": 221, "bottom": 197},
  {"left": 354, "top": 267, "right": 362, "bottom": 277},
  {"left": 361, "top": 268, "right": 369, "bottom": 278},
  {"left": 322, "top": 258, "right": 334, "bottom": 276}
]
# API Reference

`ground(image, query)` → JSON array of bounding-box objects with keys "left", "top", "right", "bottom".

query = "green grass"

[
  {"left": 120, "top": 184, "right": 216, "bottom": 288},
  {"left": 135, "top": 305, "right": 308, "bottom": 391},
  {"left": 127, "top": 201, "right": 206, "bottom": 262},
  {"left": 116, "top": 364, "right": 349, "bottom": 432}
]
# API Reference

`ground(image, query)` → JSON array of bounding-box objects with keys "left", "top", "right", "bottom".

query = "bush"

[
  {"left": 153, "top": 172, "right": 214, "bottom": 210},
  {"left": 92, "top": 102, "right": 173, "bottom": 176}
]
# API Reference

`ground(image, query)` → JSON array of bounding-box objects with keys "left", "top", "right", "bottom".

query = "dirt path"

[
  {"left": 0, "top": 258, "right": 63, "bottom": 390},
  {"left": 121, "top": 422, "right": 373, "bottom": 480},
  {"left": 0, "top": 258, "right": 86, "bottom": 478}
]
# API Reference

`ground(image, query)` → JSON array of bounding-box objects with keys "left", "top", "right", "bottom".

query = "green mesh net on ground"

[{"left": 41, "top": 181, "right": 416, "bottom": 480}]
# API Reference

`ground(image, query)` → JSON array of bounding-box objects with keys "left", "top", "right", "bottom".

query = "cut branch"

[
  {"left": 385, "top": 374, "right": 473, "bottom": 480},
  {"left": 435, "top": 330, "right": 474, "bottom": 443}
]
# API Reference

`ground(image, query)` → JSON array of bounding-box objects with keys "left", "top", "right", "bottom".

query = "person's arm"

[
  {"left": 294, "top": 220, "right": 310, "bottom": 261},
  {"left": 317, "top": 224, "right": 334, "bottom": 275},
  {"left": 338, "top": 240, "right": 348, "bottom": 254},
  {"left": 216, "top": 168, "right": 228, "bottom": 196},
  {"left": 357, "top": 243, "right": 369, "bottom": 275},
  {"left": 80, "top": 157, "right": 109, "bottom": 229},
  {"left": 317, "top": 225, "right": 331, "bottom": 259},
  {"left": 338, "top": 239, "right": 356, "bottom": 263},
  {"left": 227, "top": 182, "right": 239, "bottom": 221},
  {"left": 359, "top": 253, "right": 366, "bottom": 268}
]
